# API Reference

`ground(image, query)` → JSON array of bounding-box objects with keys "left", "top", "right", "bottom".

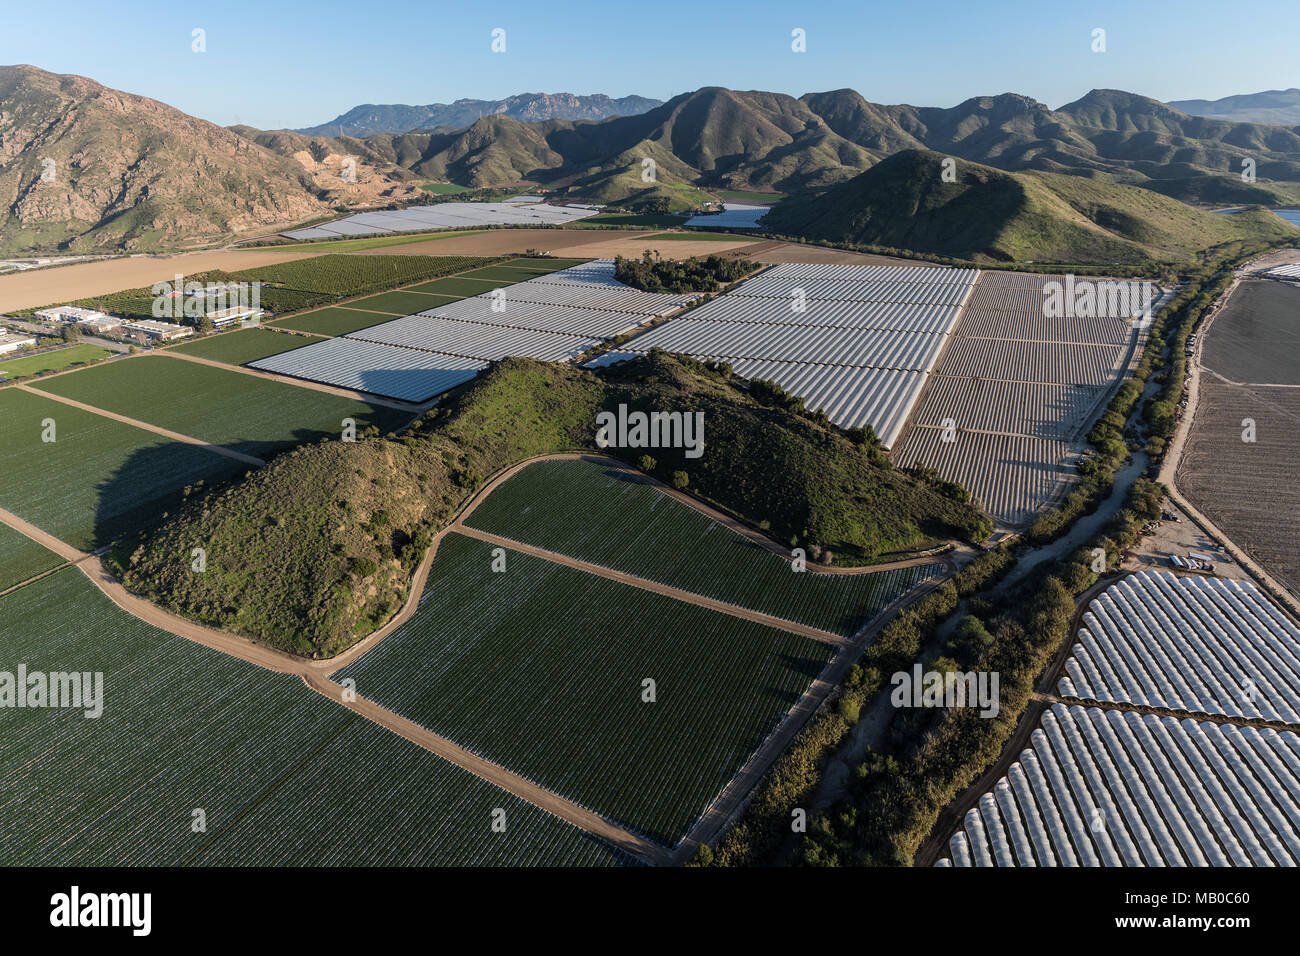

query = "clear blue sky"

[{"left": 3, "top": 0, "right": 1297, "bottom": 129}]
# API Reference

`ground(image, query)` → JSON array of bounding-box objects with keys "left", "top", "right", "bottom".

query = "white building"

[
  {"left": 33, "top": 305, "right": 116, "bottom": 326},
  {"left": 0, "top": 333, "right": 37, "bottom": 355},
  {"left": 206, "top": 306, "right": 262, "bottom": 329},
  {"left": 120, "top": 320, "right": 193, "bottom": 342}
]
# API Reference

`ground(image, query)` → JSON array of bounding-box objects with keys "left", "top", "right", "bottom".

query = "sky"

[{"left": 3, "top": 0, "right": 1298, "bottom": 129}]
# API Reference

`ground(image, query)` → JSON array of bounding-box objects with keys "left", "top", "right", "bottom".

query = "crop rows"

[
  {"left": 464, "top": 459, "right": 941, "bottom": 636},
  {"left": 1061, "top": 572, "right": 1300, "bottom": 722},
  {"left": 333, "top": 533, "right": 833, "bottom": 846},
  {"left": 229, "top": 254, "right": 497, "bottom": 298},
  {"left": 0, "top": 388, "right": 243, "bottom": 550},
  {"left": 0, "top": 524, "right": 62, "bottom": 591},
  {"left": 167, "top": 328, "right": 319, "bottom": 366},
  {"left": 942, "top": 704, "right": 1300, "bottom": 867},
  {"left": 34, "top": 354, "right": 411, "bottom": 459},
  {"left": 0, "top": 570, "right": 627, "bottom": 866}
]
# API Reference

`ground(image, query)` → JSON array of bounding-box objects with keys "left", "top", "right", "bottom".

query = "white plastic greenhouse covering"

[
  {"left": 1264, "top": 263, "right": 1300, "bottom": 279},
  {"left": 347, "top": 315, "right": 599, "bottom": 363},
  {"left": 683, "top": 203, "right": 770, "bottom": 229},
  {"left": 247, "top": 261, "right": 698, "bottom": 400},
  {"left": 249, "top": 337, "right": 487, "bottom": 402},
  {"left": 939, "top": 703, "right": 1300, "bottom": 867},
  {"left": 612, "top": 319, "right": 950, "bottom": 372},
  {"left": 757, "top": 263, "right": 981, "bottom": 285},
  {"left": 1058, "top": 571, "right": 1300, "bottom": 723},
  {"left": 674, "top": 295, "right": 961, "bottom": 333},
  {"left": 282, "top": 202, "right": 599, "bottom": 240},
  {"left": 420, "top": 297, "right": 653, "bottom": 339},
  {"left": 731, "top": 274, "right": 974, "bottom": 307}
]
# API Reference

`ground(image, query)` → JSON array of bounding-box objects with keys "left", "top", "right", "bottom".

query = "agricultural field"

[
  {"left": 895, "top": 270, "right": 1146, "bottom": 527},
  {"left": 0, "top": 570, "right": 626, "bottom": 866},
  {"left": 166, "top": 327, "right": 317, "bottom": 365},
  {"left": 0, "top": 343, "right": 114, "bottom": 379},
  {"left": 404, "top": 276, "right": 516, "bottom": 297},
  {"left": 0, "top": 388, "right": 243, "bottom": 550},
  {"left": 0, "top": 523, "right": 63, "bottom": 591},
  {"left": 421, "top": 182, "right": 472, "bottom": 194},
  {"left": 345, "top": 289, "right": 468, "bottom": 315},
  {"left": 333, "top": 533, "right": 833, "bottom": 846},
  {"left": 1059, "top": 572, "right": 1300, "bottom": 723},
  {"left": 943, "top": 704, "right": 1300, "bottom": 867},
  {"left": 32, "top": 354, "right": 412, "bottom": 459},
  {"left": 464, "top": 458, "right": 941, "bottom": 636},
  {"left": 267, "top": 306, "right": 404, "bottom": 337},
  {"left": 1200, "top": 279, "right": 1300, "bottom": 385},
  {"left": 1179, "top": 376, "right": 1300, "bottom": 598}
]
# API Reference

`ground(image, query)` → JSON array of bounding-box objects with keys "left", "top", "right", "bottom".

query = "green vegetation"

[
  {"left": 343, "top": 290, "right": 454, "bottom": 315},
  {"left": 404, "top": 276, "right": 515, "bottom": 297},
  {"left": 0, "top": 523, "right": 63, "bottom": 591},
  {"left": 34, "top": 354, "right": 410, "bottom": 461},
  {"left": 762, "top": 150, "right": 1297, "bottom": 265},
  {"left": 0, "top": 388, "right": 242, "bottom": 550},
  {"left": 716, "top": 189, "right": 787, "bottom": 203},
  {"left": 464, "top": 458, "right": 941, "bottom": 635},
  {"left": 570, "top": 214, "right": 686, "bottom": 227},
  {"left": 0, "top": 569, "right": 626, "bottom": 866},
  {"left": 334, "top": 532, "right": 832, "bottom": 845},
  {"left": 268, "top": 306, "right": 402, "bottom": 336},
  {"left": 0, "top": 344, "right": 114, "bottom": 380},
  {"left": 420, "top": 182, "right": 472, "bottom": 194},
  {"left": 274, "top": 229, "right": 492, "bottom": 252},
  {"left": 613, "top": 252, "right": 760, "bottom": 293},
  {"left": 166, "top": 327, "right": 316, "bottom": 365},
  {"left": 114, "top": 352, "right": 986, "bottom": 657}
]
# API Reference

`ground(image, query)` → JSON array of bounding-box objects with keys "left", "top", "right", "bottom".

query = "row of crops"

[
  {"left": 463, "top": 458, "right": 942, "bottom": 636},
  {"left": 0, "top": 570, "right": 628, "bottom": 866},
  {"left": 0, "top": 388, "right": 244, "bottom": 551},
  {"left": 1062, "top": 572, "right": 1300, "bottom": 724},
  {"left": 943, "top": 704, "right": 1300, "bottom": 867},
  {"left": 33, "top": 354, "right": 410, "bottom": 460},
  {"left": 0, "top": 523, "right": 63, "bottom": 592},
  {"left": 333, "top": 533, "right": 833, "bottom": 846}
]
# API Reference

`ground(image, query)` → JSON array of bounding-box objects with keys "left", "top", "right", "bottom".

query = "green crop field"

[
  {"left": 267, "top": 306, "right": 397, "bottom": 336},
  {"left": 464, "top": 459, "right": 941, "bottom": 636},
  {"left": 333, "top": 532, "right": 832, "bottom": 845},
  {"left": 0, "top": 570, "right": 627, "bottom": 866},
  {"left": 0, "top": 388, "right": 242, "bottom": 550},
  {"left": 167, "top": 328, "right": 316, "bottom": 365},
  {"left": 405, "top": 276, "right": 515, "bottom": 297},
  {"left": 34, "top": 355, "right": 411, "bottom": 460},
  {"left": 277, "top": 230, "right": 493, "bottom": 253},
  {"left": 0, "top": 523, "right": 63, "bottom": 592},
  {"left": 507, "top": 257, "right": 591, "bottom": 271},
  {"left": 456, "top": 265, "right": 560, "bottom": 282},
  {"left": 420, "top": 182, "right": 472, "bottom": 194},
  {"left": 0, "top": 344, "right": 114, "bottom": 379},
  {"left": 568, "top": 214, "right": 685, "bottom": 227},
  {"left": 229, "top": 253, "right": 496, "bottom": 297},
  {"left": 344, "top": 290, "right": 460, "bottom": 315}
]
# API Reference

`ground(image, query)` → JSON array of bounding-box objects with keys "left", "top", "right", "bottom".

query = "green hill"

[{"left": 761, "top": 149, "right": 1295, "bottom": 263}]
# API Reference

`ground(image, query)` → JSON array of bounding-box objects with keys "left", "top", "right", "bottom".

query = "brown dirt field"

[
  {"left": 350, "top": 228, "right": 758, "bottom": 260},
  {"left": 0, "top": 248, "right": 325, "bottom": 313}
]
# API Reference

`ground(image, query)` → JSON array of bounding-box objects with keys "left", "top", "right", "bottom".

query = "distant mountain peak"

[
  {"left": 294, "top": 93, "right": 664, "bottom": 137},
  {"left": 1168, "top": 88, "right": 1300, "bottom": 126}
]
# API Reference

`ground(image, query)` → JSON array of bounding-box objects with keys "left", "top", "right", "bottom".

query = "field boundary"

[{"left": 16, "top": 383, "right": 267, "bottom": 467}]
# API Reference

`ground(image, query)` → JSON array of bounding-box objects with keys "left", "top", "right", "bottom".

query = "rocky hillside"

[{"left": 0, "top": 65, "right": 328, "bottom": 254}]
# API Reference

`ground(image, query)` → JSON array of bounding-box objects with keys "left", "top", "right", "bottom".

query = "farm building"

[
  {"left": 120, "top": 320, "right": 193, "bottom": 342},
  {"left": 0, "top": 333, "right": 37, "bottom": 354},
  {"left": 33, "top": 306, "right": 117, "bottom": 329}
]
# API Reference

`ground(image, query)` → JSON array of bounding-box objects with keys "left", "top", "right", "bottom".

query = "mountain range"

[
  {"left": 295, "top": 93, "right": 664, "bottom": 137},
  {"left": 1169, "top": 89, "right": 1300, "bottom": 126},
  {"left": 3, "top": 65, "right": 1299, "bottom": 263}
]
